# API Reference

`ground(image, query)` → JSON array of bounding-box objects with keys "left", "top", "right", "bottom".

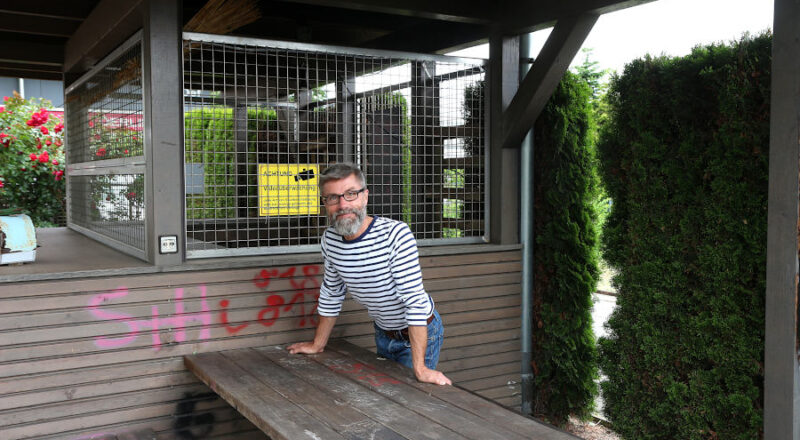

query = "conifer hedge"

[
  {"left": 184, "top": 106, "right": 276, "bottom": 219},
  {"left": 532, "top": 71, "right": 599, "bottom": 423},
  {"left": 597, "top": 34, "right": 771, "bottom": 439}
]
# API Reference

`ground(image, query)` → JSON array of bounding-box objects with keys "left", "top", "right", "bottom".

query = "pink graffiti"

[{"left": 88, "top": 286, "right": 211, "bottom": 350}]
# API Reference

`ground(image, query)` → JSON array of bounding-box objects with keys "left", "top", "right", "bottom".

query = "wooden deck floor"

[{"left": 185, "top": 340, "right": 577, "bottom": 440}]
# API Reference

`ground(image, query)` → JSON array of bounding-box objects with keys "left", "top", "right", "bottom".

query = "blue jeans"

[{"left": 374, "top": 310, "right": 443, "bottom": 370}]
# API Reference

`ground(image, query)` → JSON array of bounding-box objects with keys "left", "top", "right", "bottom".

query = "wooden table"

[{"left": 184, "top": 340, "right": 578, "bottom": 440}]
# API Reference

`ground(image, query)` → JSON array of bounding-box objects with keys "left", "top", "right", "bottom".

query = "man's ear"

[{"left": 363, "top": 188, "right": 369, "bottom": 204}]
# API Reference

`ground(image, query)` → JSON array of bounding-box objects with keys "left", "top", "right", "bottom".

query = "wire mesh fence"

[
  {"left": 183, "top": 34, "right": 486, "bottom": 257},
  {"left": 65, "top": 35, "right": 145, "bottom": 255}
]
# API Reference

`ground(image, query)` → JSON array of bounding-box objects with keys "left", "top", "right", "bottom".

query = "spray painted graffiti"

[
  {"left": 174, "top": 392, "right": 217, "bottom": 440},
  {"left": 87, "top": 286, "right": 211, "bottom": 350},
  {"left": 86, "top": 265, "right": 321, "bottom": 350}
]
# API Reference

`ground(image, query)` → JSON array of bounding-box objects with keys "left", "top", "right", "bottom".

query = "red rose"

[
  {"left": 52, "top": 160, "right": 59, "bottom": 165},
  {"left": 54, "top": 170, "right": 64, "bottom": 181},
  {"left": 0, "top": 180, "right": 4, "bottom": 188},
  {"left": 45, "top": 140, "right": 52, "bottom": 146},
  {"left": 96, "top": 148, "right": 106, "bottom": 157},
  {"left": 40, "top": 126, "right": 49, "bottom": 135},
  {"left": 29, "top": 153, "right": 37, "bottom": 161},
  {"left": 38, "top": 151, "right": 49, "bottom": 163}
]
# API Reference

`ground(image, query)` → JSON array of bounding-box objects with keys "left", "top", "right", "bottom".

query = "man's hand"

[
  {"left": 287, "top": 316, "right": 337, "bottom": 355},
  {"left": 287, "top": 341, "right": 324, "bottom": 354},
  {"left": 415, "top": 366, "right": 452, "bottom": 386}
]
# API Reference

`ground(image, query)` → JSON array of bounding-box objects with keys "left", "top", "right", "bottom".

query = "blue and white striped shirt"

[{"left": 317, "top": 216, "right": 434, "bottom": 330}]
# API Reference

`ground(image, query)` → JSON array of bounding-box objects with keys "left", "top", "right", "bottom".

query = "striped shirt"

[{"left": 317, "top": 216, "right": 434, "bottom": 330}]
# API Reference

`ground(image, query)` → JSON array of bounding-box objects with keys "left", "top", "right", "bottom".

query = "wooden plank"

[
  {"left": 0, "top": 382, "right": 211, "bottom": 426},
  {"left": 0, "top": 358, "right": 183, "bottom": 394},
  {"left": 418, "top": 250, "right": 520, "bottom": 267},
  {"left": 224, "top": 348, "right": 405, "bottom": 440},
  {"left": 459, "top": 373, "right": 522, "bottom": 393},
  {"left": 305, "top": 346, "right": 531, "bottom": 440},
  {"left": 185, "top": 351, "right": 347, "bottom": 440},
  {"left": 256, "top": 346, "right": 469, "bottom": 440},
  {"left": 422, "top": 261, "right": 522, "bottom": 279},
  {"left": 0, "top": 370, "right": 197, "bottom": 411},
  {"left": 439, "top": 339, "right": 520, "bottom": 361},
  {"left": 327, "top": 340, "right": 575, "bottom": 439},
  {"left": 448, "top": 363, "right": 520, "bottom": 383},
  {"left": 425, "top": 272, "right": 521, "bottom": 291},
  {"left": 438, "top": 350, "right": 519, "bottom": 372}
]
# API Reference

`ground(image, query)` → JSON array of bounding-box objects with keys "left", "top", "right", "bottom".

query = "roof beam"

[
  {"left": 64, "top": 0, "right": 143, "bottom": 75},
  {"left": 271, "top": 0, "right": 493, "bottom": 25},
  {"left": 500, "top": 13, "right": 597, "bottom": 149},
  {"left": 497, "top": 0, "right": 652, "bottom": 35},
  {"left": 361, "top": 21, "right": 488, "bottom": 52},
  {"left": 0, "top": 12, "right": 80, "bottom": 38}
]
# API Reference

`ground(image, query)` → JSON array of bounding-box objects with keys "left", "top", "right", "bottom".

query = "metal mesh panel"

[
  {"left": 65, "top": 38, "right": 145, "bottom": 253},
  {"left": 68, "top": 174, "right": 145, "bottom": 247},
  {"left": 183, "top": 35, "right": 485, "bottom": 257}
]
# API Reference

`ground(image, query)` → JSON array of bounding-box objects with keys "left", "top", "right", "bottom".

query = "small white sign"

[{"left": 159, "top": 235, "right": 178, "bottom": 254}]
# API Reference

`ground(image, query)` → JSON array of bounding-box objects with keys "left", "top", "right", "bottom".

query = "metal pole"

[{"left": 519, "top": 32, "right": 534, "bottom": 416}]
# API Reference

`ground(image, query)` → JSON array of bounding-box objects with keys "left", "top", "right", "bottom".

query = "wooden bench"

[{"left": 184, "top": 339, "right": 578, "bottom": 439}]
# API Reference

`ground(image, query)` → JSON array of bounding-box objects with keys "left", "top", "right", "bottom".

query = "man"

[{"left": 288, "top": 162, "right": 452, "bottom": 386}]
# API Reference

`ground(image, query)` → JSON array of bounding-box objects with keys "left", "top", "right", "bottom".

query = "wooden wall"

[{"left": 0, "top": 248, "right": 522, "bottom": 439}]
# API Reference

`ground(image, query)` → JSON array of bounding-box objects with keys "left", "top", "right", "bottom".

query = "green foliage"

[
  {"left": 597, "top": 33, "right": 770, "bottom": 439},
  {"left": 184, "top": 106, "right": 276, "bottom": 219},
  {"left": 532, "top": 71, "right": 600, "bottom": 424},
  {"left": 0, "top": 93, "right": 66, "bottom": 226}
]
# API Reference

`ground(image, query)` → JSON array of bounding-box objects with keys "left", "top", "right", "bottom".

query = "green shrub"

[
  {"left": 0, "top": 93, "right": 66, "bottom": 226},
  {"left": 184, "top": 106, "right": 276, "bottom": 219},
  {"left": 531, "top": 71, "right": 600, "bottom": 423},
  {"left": 597, "top": 33, "right": 770, "bottom": 439}
]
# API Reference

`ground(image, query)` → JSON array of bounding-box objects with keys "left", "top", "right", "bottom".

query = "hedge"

[
  {"left": 597, "top": 33, "right": 771, "bottom": 439},
  {"left": 531, "top": 71, "right": 600, "bottom": 424},
  {"left": 184, "top": 106, "right": 276, "bottom": 219}
]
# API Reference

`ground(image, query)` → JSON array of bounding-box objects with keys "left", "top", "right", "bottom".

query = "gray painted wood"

[
  {"left": 488, "top": 35, "right": 521, "bottom": 245},
  {"left": 142, "top": 0, "right": 184, "bottom": 265},
  {"left": 500, "top": 13, "right": 598, "bottom": 150},
  {"left": 764, "top": 0, "right": 800, "bottom": 436}
]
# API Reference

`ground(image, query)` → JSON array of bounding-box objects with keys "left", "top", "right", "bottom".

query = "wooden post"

[
  {"left": 142, "top": 0, "right": 184, "bottom": 265},
  {"left": 764, "top": 0, "right": 800, "bottom": 436},
  {"left": 488, "top": 35, "right": 520, "bottom": 244}
]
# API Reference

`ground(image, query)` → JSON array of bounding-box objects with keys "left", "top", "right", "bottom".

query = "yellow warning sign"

[{"left": 258, "top": 164, "right": 320, "bottom": 216}]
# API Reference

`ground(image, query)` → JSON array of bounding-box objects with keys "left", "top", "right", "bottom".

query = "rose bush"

[{"left": 0, "top": 92, "right": 65, "bottom": 226}]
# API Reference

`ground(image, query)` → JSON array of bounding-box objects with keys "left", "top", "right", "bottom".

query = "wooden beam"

[
  {"left": 496, "top": 0, "right": 652, "bottom": 35},
  {"left": 271, "top": 0, "right": 493, "bottom": 25},
  {"left": 499, "top": 13, "right": 597, "bottom": 149},
  {"left": 64, "top": 0, "right": 143, "bottom": 75},
  {"left": 488, "top": 35, "right": 520, "bottom": 244},
  {"left": 0, "top": 12, "right": 80, "bottom": 38},
  {"left": 764, "top": 0, "right": 800, "bottom": 436}
]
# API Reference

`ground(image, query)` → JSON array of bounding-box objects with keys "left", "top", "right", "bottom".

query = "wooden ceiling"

[{"left": 0, "top": 0, "right": 650, "bottom": 81}]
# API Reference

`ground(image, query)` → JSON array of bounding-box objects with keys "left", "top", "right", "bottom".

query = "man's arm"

[
  {"left": 287, "top": 316, "right": 337, "bottom": 354},
  {"left": 407, "top": 325, "right": 452, "bottom": 385}
]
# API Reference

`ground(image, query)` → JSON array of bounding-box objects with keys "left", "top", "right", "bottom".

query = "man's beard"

[{"left": 329, "top": 205, "right": 367, "bottom": 237}]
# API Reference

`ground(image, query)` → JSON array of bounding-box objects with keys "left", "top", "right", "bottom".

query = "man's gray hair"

[{"left": 319, "top": 162, "right": 367, "bottom": 189}]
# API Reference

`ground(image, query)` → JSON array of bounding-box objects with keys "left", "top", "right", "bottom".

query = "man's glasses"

[{"left": 321, "top": 188, "right": 366, "bottom": 205}]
